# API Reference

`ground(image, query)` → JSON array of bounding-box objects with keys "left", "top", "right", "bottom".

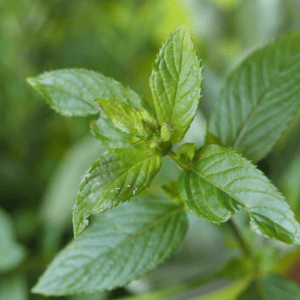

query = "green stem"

[
  {"left": 226, "top": 218, "right": 252, "bottom": 259},
  {"left": 117, "top": 273, "right": 218, "bottom": 300},
  {"left": 226, "top": 219, "right": 270, "bottom": 299}
]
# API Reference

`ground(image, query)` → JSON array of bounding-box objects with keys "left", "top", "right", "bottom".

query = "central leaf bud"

[{"left": 150, "top": 138, "right": 172, "bottom": 156}]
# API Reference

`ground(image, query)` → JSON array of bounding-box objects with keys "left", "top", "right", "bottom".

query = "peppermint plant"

[{"left": 27, "top": 25, "right": 300, "bottom": 299}]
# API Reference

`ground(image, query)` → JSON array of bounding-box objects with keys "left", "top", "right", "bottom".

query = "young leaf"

[
  {"left": 150, "top": 25, "right": 203, "bottom": 143},
  {"left": 73, "top": 148, "right": 162, "bottom": 237},
  {"left": 237, "top": 275, "right": 300, "bottom": 300},
  {"left": 90, "top": 117, "right": 131, "bottom": 148},
  {"left": 95, "top": 98, "right": 158, "bottom": 138},
  {"left": 179, "top": 144, "right": 300, "bottom": 244},
  {"left": 209, "top": 30, "right": 300, "bottom": 162},
  {"left": 176, "top": 143, "right": 197, "bottom": 167},
  {"left": 32, "top": 195, "right": 187, "bottom": 296},
  {"left": 27, "top": 68, "right": 151, "bottom": 117}
]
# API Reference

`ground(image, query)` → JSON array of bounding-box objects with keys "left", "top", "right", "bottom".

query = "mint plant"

[{"left": 27, "top": 25, "right": 300, "bottom": 298}]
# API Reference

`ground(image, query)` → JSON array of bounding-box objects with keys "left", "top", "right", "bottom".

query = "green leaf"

[
  {"left": 90, "top": 116, "right": 131, "bottom": 148},
  {"left": 27, "top": 68, "right": 151, "bottom": 117},
  {"left": 0, "top": 207, "right": 26, "bottom": 273},
  {"left": 237, "top": 275, "right": 300, "bottom": 300},
  {"left": 149, "top": 25, "right": 203, "bottom": 143},
  {"left": 209, "top": 30, "right": 300, "bottom": 162},
  {"left": 179, "top": 144, "right": 300, "bottom": 244},
  {"left": 176, "top": 143, "right": 197, "bottom": 167},
  {"left": 73, "top": 148, "right": 162, "bottom": 237},
  {"left": 160, "top": 122, "right": 173, "bottom": 141},
  {"left": 95, "top": 98, "right": 158, "bottom": 138},
  {"left": 32, "top": 195, "right": 188, "bottom": 296}
]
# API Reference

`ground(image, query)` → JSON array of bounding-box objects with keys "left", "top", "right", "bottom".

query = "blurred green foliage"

[{"left": 1, "top": 0, "right": 300, "bottom": 299}]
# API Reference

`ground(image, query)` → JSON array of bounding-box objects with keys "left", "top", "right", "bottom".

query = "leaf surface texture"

[
  {"left": 33, "top": 196, "right": 187, "bottom": 296},
  {"left": 95, "top": 98, "right": 158, "bottom": 138},
  {"left": 73, "top": 148, "right": 162, "bottom": 237},
  {"left": 27, "top": 68, "right": 150, "bottom": 116},
  {"left": 179, "top": 144, "right": 300, "bottom": 244},
  {"left": 150, "top": 25, "right": 203, "bottom": 143},
  {"left": 209, "top": 30, "right": 300, "bottom": 162}
]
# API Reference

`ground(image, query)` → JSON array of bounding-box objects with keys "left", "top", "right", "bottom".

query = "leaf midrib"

[
  {"left": 36, "top": 204, "right": 185, "bottom": 294},
  {"left": 169, "top": 36, "right": 184, "bottom": 126},
  {"left": 189, "top": 165, "right": 299, "bottom": 242},
  {"left": 69, "top": 205, "right": 185, "bottom": 290},
  {"left": 106, "top": 205, "right": 184, "bottom": 254},
  {"left": 34, "top": 80, "right": 99, "bottom": 110},
  {"left": 79, "top": 152, "right": 160, "bottom": 206},
  {"left": 232, "top": 86, "right": 271, "bottom": 150},
  {"left": 190, "top": 167, "right": 250, "bottom": 214},
  {"left": 231, "top": 58, "right": 296, "bottom": 151},
  {"left": 190, "top": 166, "right": 291, "bottom": 217}
]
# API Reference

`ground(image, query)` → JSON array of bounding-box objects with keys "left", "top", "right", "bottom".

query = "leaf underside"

[
  {"left": 150, "top": 25, "right": 203, "bottom": 143},
  {"left": 73, "top": 148, "right": 162, "bottom": 237},
  {"left": 32, "top": 195, "right": 187, "bottom": 296},
  {"left": 179, "top": 144, "right": 300, "bottom": 244},
  {"left": 209, "top": 30, "right": 300, "bottom": 162}
]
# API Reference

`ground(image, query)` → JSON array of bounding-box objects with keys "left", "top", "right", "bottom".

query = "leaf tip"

[
  {"left": 73, "top": 214, "right": 89, "bottom": 238},
  {"left": 26, "top": 76, "right": 38, "bottom": 87},
  {"left": 31, "top": 283, "right": 43, "bottom": 295}
]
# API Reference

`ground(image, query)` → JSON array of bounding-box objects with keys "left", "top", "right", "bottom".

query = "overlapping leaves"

[
  {"left": 27, "top": 68, "right": 150, "bottom": 117},
  {"left": 27, "top": 69, "right": 152, "bottom": 148},
  {"left": 27, "top": 25, "right": 300, "bottom": 299},
  {"left": 73, "top": 148, "right": 162, "bottom": 237},
  {"left": 95, "top": 98, "right": 158, "bottom": 139},
  {"left": 33, "top": 195, "right": 187, "bottom": 296}
]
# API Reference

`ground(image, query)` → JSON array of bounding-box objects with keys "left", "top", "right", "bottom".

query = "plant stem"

[
  {"left": 226, "top": 219, "right": 270, "bottom": 300},
  {"left": 226, "top": 218, "right": 252, "bottom": 258}
]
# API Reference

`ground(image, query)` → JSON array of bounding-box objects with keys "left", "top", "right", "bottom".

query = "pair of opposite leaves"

[
  {"left": 27, "top": 25, "right": 300, "bottom": 297},
  {"left": 28, "top": 25, "right": 300, "bottom": 244}
]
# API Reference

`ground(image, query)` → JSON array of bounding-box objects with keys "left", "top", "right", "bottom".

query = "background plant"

[{"left": 2, "top": 1, "right": 300, "bottom": 299}]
